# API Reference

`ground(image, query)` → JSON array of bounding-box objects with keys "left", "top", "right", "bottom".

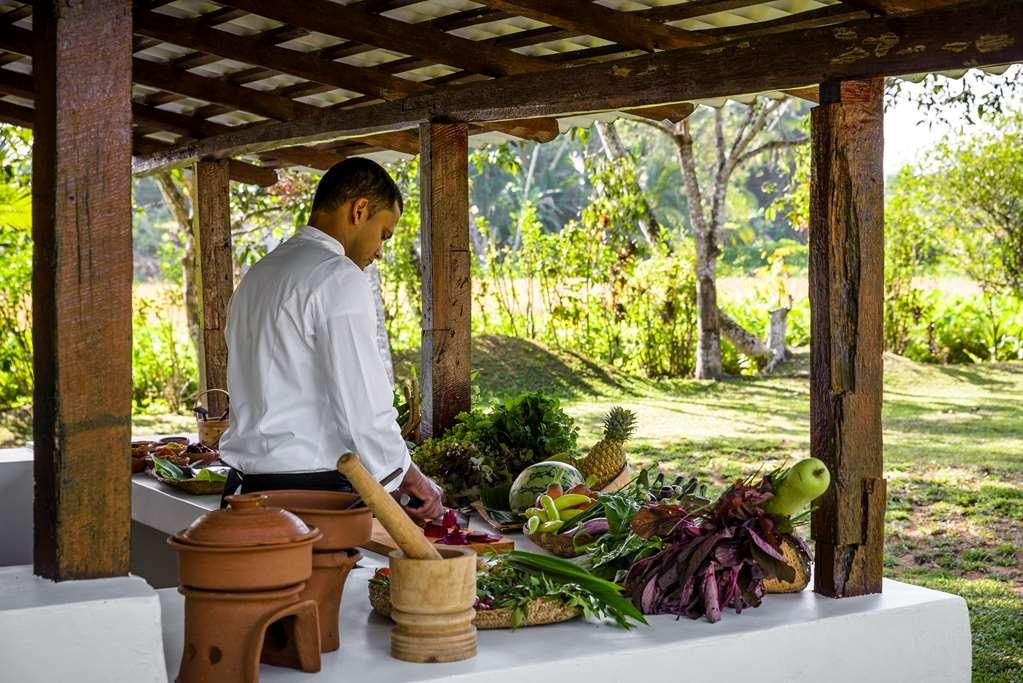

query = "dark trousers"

[{"left": 220, "top": 468, "right": 353, "bottom": 508}]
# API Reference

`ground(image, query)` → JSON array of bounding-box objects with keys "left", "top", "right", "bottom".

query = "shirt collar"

[{"left": 297, "top": 224, "right": 346, "bottom": 256}]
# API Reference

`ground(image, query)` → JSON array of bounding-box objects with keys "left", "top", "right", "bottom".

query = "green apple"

[{"left": 763, "top": 458, "right": 831, "bottom": 518}]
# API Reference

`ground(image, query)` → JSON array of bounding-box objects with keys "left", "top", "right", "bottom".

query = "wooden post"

[
  {"left": 809, "top": 78, "right": 886, "bottom": 598},
  {"left": 32, "top": 1, "right": 133, "bottom": 579},
  {"left": 419, "top": 122, "right": 470, "bottom": 439},
  {"left": 193, "top": 159, "right": 233, "bottom": 417}
]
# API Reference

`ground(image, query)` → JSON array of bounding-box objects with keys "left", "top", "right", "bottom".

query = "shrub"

[{"left": 132, "top": 289, "right": 198, "bottom": 413}]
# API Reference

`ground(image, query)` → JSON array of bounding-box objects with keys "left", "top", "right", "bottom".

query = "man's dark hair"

[{"left": 310, "top": 157, "right": 403, "bottom": 216}]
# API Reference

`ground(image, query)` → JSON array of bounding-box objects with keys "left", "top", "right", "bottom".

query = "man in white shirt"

[{"left": 219, "top": 158, "right": 444, "bottom": 524}]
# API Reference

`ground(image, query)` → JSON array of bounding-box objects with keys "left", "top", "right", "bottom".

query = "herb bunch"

[{"left": 412, "top": 391, "right": 579, "bottom": 505}]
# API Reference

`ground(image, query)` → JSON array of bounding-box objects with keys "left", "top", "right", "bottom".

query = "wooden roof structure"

[
  {"left": 3, "top": 0, "right": 1003, "bottom": 185},
  {"left": 16, "top": 0, "right": 1023, "bottom": 611}
]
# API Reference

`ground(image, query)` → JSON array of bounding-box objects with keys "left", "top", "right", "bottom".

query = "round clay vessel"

[
  {"left": 258, "top": 490, "right": 373, "bottom": 552},
  {"left": 178, "top": 493, "right": 318, "bottom": 547},
  {"left": 170, "top": 493, "right": 322, "bottom": 591}
]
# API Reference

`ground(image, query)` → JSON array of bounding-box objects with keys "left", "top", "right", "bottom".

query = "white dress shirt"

[{"left": 219, "top": 225, "right": 410, "bottom": 491}]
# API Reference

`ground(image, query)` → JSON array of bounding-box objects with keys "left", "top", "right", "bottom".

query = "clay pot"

[
  {"left": 389, "top": 546, "right": 477, "bottom": 663},
  {"left": 258, "top": 490, "right": 373, "bottom": 552},
  {"left": 169, "top": 494, "right": 322, "bottom": 592}
]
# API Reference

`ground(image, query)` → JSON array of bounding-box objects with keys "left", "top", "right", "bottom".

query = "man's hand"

[{"left": 397, "top": 462, "right": 445, "bottom": 525}]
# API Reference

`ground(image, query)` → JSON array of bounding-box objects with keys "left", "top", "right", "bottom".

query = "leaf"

[{"left": 629, "top": 503, "right": 691, "bottom": 539}]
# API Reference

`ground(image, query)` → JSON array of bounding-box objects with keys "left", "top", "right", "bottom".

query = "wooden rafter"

[
  {"left": 475, "top": 0, "right": 714, "bottom": 50},
  {"left": 214, "top": 0, "right": 699, "bottom": 124},
  {"left": 0, "top": 20, "right": 422, "bottom": 160},
  {"left": 838, "top": 0, "right": 964, "bottom": 13},
  {"left": 214, "top": 0, "right": 545, "bottom": 77},
  {"left": 133, "top": 5, "right": 558, "bottom": 144},
  {"left": 131, "top": 0, "right": 1023, "bottom": 173}
]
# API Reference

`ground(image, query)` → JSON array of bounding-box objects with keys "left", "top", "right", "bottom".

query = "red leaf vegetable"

[
  {"left": 623, "top": 476, "right": 802, "bottom": 623},
  {"left": 423, "top": 509, "right": 501, "bottom": 545}
]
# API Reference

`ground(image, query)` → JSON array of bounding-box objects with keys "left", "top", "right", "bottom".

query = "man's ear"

[{"left": 352, "top": 197, "right": 370, "bottom": 225}]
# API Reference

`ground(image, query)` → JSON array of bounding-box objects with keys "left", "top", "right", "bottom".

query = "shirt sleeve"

[{"left": 314, "top": 276, "right": 411, "bottom": 493}]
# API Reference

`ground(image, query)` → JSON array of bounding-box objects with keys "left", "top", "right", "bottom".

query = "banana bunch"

[{"left": 522, "top": 483, "right": 595, "bottom": 535}]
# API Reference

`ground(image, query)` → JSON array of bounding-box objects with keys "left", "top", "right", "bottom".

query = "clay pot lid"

[{"left": 175, "top": 493, "right": 320, "bottom": 547}]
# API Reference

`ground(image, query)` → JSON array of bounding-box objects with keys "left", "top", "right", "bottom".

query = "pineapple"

[{"left": 579, "top": 407, "right": 637, "bottom": 489}]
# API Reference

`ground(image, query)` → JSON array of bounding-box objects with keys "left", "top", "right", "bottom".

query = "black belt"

[{"left": 220, "top": 468, "right": 353, "bottom": 508}]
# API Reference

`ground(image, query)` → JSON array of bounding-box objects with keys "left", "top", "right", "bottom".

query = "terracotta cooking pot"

[
  {"left": 169, "top": 493, "right": 322, "bottom": 592},
  {"left": 258, "top": 490, "right": 373, "bottom": 553}
]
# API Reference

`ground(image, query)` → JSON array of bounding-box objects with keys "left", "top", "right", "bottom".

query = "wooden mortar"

[
  {"left": 389, "top": 546, "right": 477, "bottom": 663},
  {"left": 337, "top": 452, "right": 477, "bottom": 662}
]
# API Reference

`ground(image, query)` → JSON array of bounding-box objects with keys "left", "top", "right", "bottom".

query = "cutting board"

[{"left": 362, "top": 518, "right": 514, "bottom": 556}]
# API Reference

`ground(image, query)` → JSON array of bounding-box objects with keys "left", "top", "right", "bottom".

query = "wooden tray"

[{"left": 362, "top": 518, "right": 514, "bottom": 556}]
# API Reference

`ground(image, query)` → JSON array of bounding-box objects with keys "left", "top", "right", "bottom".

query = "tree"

[
  {"left": 928, "top": 110, "right": 1023, "bottom": 297},
  {"left": 638, "top": 98, "right": 809, "bottom": 378}
]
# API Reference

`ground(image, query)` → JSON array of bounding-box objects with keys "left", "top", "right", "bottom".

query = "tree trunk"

[
  {"left": 366, "top": 262, "right": 394, "bottom": 385},
  {"left": 595, "top": 120, "right": 662, "bottom": 246},
  {"left": 765, "top": 307, "right": 790, "bottom": 372},
  {"left": 718, "top": 308, "right": 771, "bottom": 362},
  {"left": 155, "top": 171, "right": 202, "bottom": 358},
  {"left": 673, "top": 123, "right": 723, "bottom": 379}
]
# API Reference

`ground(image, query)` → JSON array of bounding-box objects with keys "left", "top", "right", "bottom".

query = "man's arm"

[{"left": 315, "top": 279, "right": 444, "bottom": 522}]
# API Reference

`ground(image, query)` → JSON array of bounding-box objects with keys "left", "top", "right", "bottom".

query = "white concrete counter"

[{"left": 158, "top": 569, "right": 971, "bottom": 683}]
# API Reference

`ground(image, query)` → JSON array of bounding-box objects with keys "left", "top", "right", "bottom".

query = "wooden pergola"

[{"left": 6, "top": 0, "right": 1020, "bottom": 604}]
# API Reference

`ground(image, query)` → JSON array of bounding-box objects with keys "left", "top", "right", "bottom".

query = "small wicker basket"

[
  {"left": 195, "top": 389, "right": 229, "bottom": 448},
  {"left": 763, "top": 537, "right": 812, "bottom": 593},
  {"left": 525, "top": 530, "right": 586, "bottom": 558}
]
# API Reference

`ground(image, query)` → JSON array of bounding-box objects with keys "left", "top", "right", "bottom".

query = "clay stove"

[
  {"left": 168, "top": 493, "right": 323, "bottom": 683},
  {"left": 260, "top": 490, "right": 373, "bottom": 652}
]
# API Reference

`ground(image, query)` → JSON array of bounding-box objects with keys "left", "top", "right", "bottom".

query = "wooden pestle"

[{"left": 337, "top": 452, "right": 442, "bottom": 561}]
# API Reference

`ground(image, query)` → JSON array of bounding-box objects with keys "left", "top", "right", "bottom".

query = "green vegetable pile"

[
  {"left": 151, "top": 456, "right": 227, "bottom": 483},
  {"left": 413, "top": 391, "right": 579, "bottom": 505}
]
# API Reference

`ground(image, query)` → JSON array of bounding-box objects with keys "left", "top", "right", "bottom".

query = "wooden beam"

[
  {"left": 839, "top": 0, "right": 963, "bottom": 14},
  {"left": 132, "top": 136, "right": 277, "bottom": 186},
  {"left": 133, "top": 9, "right": 430, "bottom": 100},
  {"left": 0, "top": 22, "right": 426, "bottom": 156},
  {"left": 0, "top": 98, "right": 32, "bottom": 128},
  {"left": 216, "top": 0, "right": 544, "bottom": 77},
  {"left": 193, "top": 159, "right": 234, "bottom": 418},
  {"left": 32, "top": 0, "right": 133, "bottom": 580},
  {"left": 131, "top": 102, "right": 348, "bottom": 170},
  {"left": 133, "top": 7, "right": 558, "bottom": 143},
  {"left": 131, "top": 0, "right": 1023, "bottom": 173},
  {"left": 0, "top": 97, "right": 278, "bottom": 185},
  {"left": 419, "top": 122, "right": 470, "bottom": 439},
  {"left": 475, "top": 0, "right": 714, "bottom": 50},
  {"left": 809, "top": 78, "right": 886, "bottom": 598}
]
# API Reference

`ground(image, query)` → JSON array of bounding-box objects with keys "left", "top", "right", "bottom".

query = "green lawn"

[
  {"left": 405, "top": 335, "right": 1023, "bottom": 682},
  {"left": 48, "top": 334, "right": 1020, "bottom": 680}
]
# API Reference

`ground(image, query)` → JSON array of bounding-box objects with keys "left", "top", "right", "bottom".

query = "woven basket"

[
  {"left": 369, "top": 581, "right": 579, "bottom": 629},
  {"left": 149, "top": 469, "right": 226, "bottom": 496},
  {"left": 763, "top": 537, "right": 811, "bottom": 593},
  {"left": 473, "top": 597, "right": 580, "bottom": 629},
  {"left": 196, "top": 389, "right": 230, "bottom": 448},
  {"left": 525, "top": 530, "right": 585, "bottom": 558}
]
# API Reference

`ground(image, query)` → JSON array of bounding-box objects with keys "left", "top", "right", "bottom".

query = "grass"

[{"left": 405, "top": 335, "right": 1022, "bottom": 681}]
